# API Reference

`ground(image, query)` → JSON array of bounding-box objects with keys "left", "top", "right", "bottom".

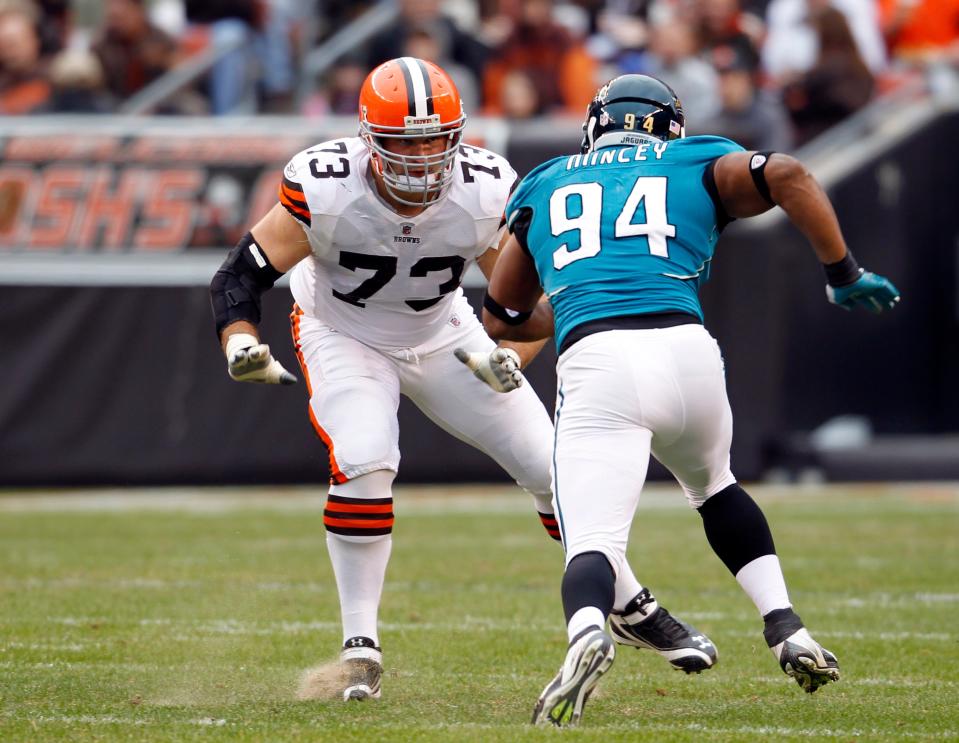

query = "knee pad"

[
  {"left": 324, "top": 470, "right": 396, "bottom": 541},
  {"left": 310, "top": 384, "right": 400, "bottom": 480}
]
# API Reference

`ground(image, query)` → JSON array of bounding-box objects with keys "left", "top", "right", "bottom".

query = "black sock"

[
  {"left": 697, "top": 483, "right": 777, "bottom": 576},
  {"left": 561, "top": 551, "right": 615, "bottom": 625}
]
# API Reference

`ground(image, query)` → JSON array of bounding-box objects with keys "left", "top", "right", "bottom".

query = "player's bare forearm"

[
  {"left": 498, "top": 297, "right": 553, "bottom": 362},
  {"left": 500, "top": 336, "right": 550, "bottom": 368},
  {"left": 714, "top": 152, "right": 847, "bottom": 264},
  {"left": 482, "top": 232, "right": 547, "bottom": 340},
  {"left": 483, "top": 301, "right": 553, "bottom": 343},
  {"left": 766, "top": 157, "right": 847, "bottom": 264},
  {"left": 251, "top": 203, "right": 314, "bottom": 273}
]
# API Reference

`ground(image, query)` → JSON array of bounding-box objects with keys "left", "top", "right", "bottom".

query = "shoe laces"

[{"left": 642, "top": 607, "right": 692, "bottom": 644}]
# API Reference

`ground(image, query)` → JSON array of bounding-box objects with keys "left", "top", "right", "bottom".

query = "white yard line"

[
  {"left": 424, "top": 721, "right": 959, "bottom": 738},
  {"left": 4, "top": 659, "right": 956, "bottom": 692},
  {"left": 32, "top": 615, "right": 953, "bottom": 643},
  {"left": 24, "top": 715, "right": 151, "bottom": 727},
  {"left": 643, "top": 723, "right": 958, "bottom": 739},
  {"left": 3, "top": 483, "right": 956, "bottom": 513},
  {"left": 7, "top": 716, "right": 955, "bottom": 736}
]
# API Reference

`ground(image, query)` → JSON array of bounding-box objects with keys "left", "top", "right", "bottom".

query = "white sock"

[
  {"left": 735, "top": 554, "right": 792, "bottom": 617},
  {"left": 327, "top": 532, "right": 392, "bottom": 647},
  {"left": 567, "top": 606, "right": 605, "bottom": 643},
  {"left": 325, "top": 470, "right": 396, "bottom": 647},
  {"left": 613, "top": 565, "right": 643, "bottom": 613}
]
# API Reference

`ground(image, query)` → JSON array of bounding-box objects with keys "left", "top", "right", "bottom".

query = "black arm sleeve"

[{"left": 210, "top": 232, "right": 283, "bottom": 337}]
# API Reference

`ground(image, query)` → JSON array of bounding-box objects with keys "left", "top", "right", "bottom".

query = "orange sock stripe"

[
  {"left": 538, "top": 512, "right": 562, "bottom": 540},
  {"left": 290, "top": 304, "right": 346, "bottom": 485},
  {"left": 324, "top": 502, "right": 394, "bottom": 514},
  {"left": 323, "top": 516, "right": 395, "bottom": 530}
]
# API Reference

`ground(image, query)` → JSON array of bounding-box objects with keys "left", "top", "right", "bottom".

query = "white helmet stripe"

[{"left": 399, "top": 56, "right": 429, "bottom": 118}]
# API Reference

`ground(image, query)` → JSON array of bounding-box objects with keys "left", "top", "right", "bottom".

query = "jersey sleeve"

[
  {"left": 278, "top": 139, "right": 357, "bottom": 229},
  {"left": 457, "top": 145, "right": 519, "bottom": 257},
  {"left": 278, "top": 153, "right": 312, "bottom": 227},
  {"left": 691, "top": 137, "right": 747, "bottom": 233},
  {"left": 696, "top": 135, "right": 746, "bottom": 162}
]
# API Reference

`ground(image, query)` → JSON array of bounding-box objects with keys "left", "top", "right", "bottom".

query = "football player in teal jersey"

[{"left": 482, "top": 74, "right": 899, "bottom": 727}]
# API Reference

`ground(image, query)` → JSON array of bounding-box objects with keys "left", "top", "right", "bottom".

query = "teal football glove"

[{"left": 826, "top": 269, "right": 900, "bottom": 313}]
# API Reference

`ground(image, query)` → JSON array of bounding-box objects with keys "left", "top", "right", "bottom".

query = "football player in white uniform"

[{"left": 210, "top": 58, "right": 717, "bottom": 702}]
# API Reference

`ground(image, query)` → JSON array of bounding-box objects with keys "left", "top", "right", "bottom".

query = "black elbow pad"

[{"left": 210, "top": 233, "right": 283, "bottom": 336}]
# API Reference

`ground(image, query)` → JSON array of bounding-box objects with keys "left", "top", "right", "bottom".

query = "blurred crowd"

[{"left": 1, "top": 0, "right": 957, "bottom": 146}]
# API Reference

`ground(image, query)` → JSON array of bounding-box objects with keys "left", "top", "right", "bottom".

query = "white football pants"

[
  {"left": 553, "top": 324, "right": 737, "bottom": 573},
  {"left": 291, "top": 293, "right": 554, "bottom": 497}
]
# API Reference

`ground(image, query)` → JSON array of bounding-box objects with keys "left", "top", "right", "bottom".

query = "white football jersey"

[{"left": 280, "top": 137, "right": 516, "bottom": 349}]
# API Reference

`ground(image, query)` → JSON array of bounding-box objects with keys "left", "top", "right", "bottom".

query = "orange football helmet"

[{"left": 359, "top": 57, "right": 466, "bottom": 206}]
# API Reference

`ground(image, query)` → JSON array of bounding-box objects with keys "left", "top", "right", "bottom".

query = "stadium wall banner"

[{"left": 0, "top": 119, "right": 341, "bottom": 255}]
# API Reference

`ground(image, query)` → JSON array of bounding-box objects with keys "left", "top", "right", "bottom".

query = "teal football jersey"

[{"left": 505, "top": 136, "right": 744, "bottom": 351}]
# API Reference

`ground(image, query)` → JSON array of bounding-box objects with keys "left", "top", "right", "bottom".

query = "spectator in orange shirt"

[
  {"left": 483, "top": 0, "right": 598, "bottom": 116},
  {"left": 880, "top": 0, "right": 959, "bottom": 65},
  {"left": 0, "top": 5, "right": 51, "bottom": 115}
]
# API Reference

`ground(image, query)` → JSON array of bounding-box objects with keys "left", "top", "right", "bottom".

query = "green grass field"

[{"left": 1, "top": 483, "right": 957, "bottom": 742}]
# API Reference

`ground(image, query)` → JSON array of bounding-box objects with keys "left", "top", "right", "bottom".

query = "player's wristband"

[
  {"left": 823, "top": 251, "right": 861, "bottom": 287},
  {"left": 483, "top": 292, "right": 533, "bottom": 325}
]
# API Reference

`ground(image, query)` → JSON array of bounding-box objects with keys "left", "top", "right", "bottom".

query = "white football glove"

[
  {"left": 225, "top": 333, "right": 298, "bottom": 385},
  {"left": 454, "top": 346, "right": 524, "bottom": 393}
]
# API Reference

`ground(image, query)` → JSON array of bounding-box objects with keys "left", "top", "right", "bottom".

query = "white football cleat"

[
  {"left": 340, "top": 636, "right": 382, "bottom": 701},
  {"left": 609, "top": 588, "right": 718, "bottom": 673},
  {"left": 771, "top": 627, "right": 840, "bottom": 693},
  {"left": 531, "top": 627, "right": 615, "bottom": 727}
]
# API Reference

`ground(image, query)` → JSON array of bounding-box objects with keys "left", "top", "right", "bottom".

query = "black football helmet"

[{"left": 580, "top": 74, "right": 685, "bottom": 154}]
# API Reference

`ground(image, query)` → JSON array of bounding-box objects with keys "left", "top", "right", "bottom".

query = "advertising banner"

[{"left": 0, "top": 120, "right": 341, "bottom": 255}]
